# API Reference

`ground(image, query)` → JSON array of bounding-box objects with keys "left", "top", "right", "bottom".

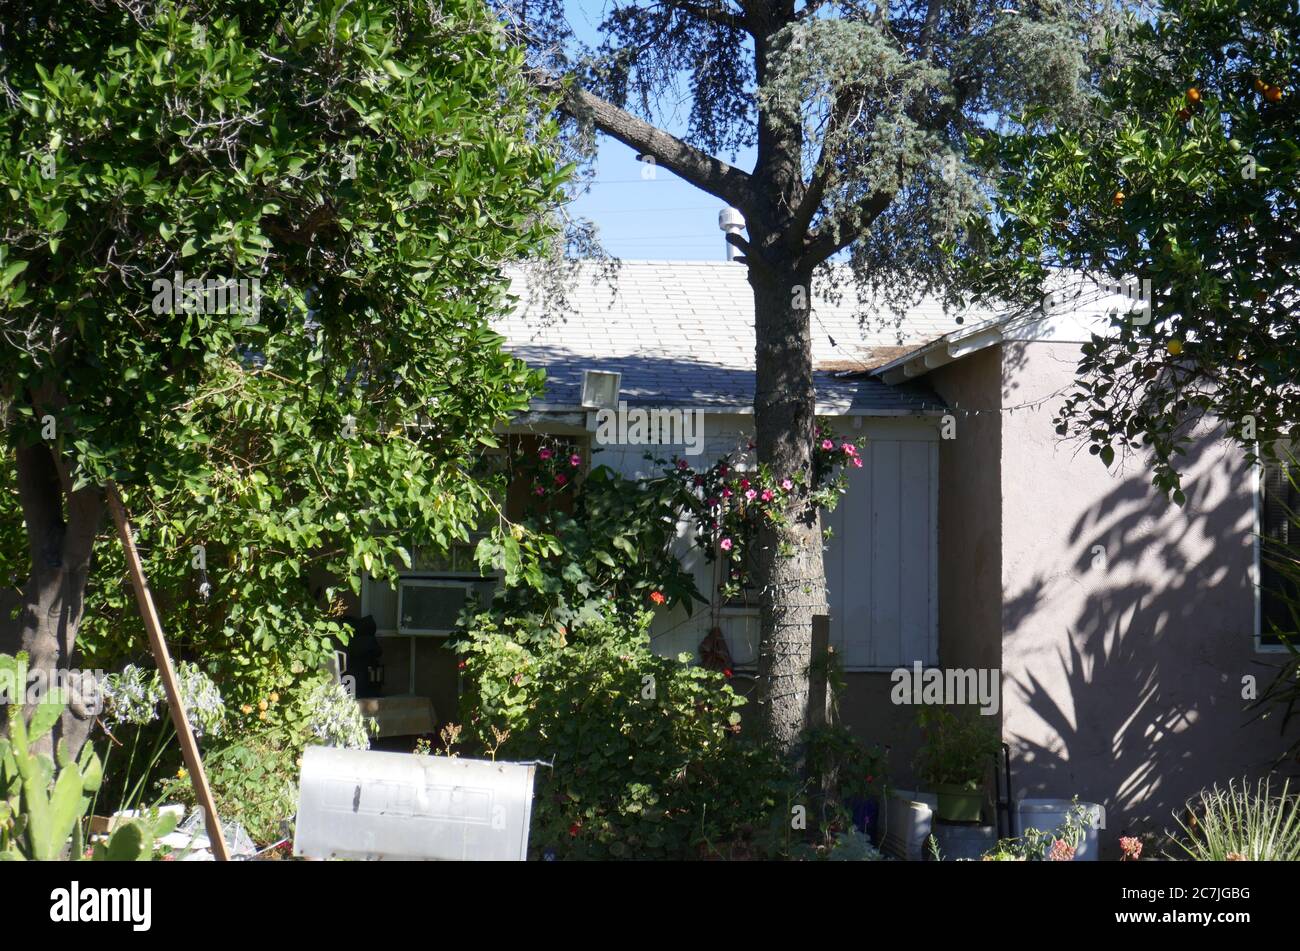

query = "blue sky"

[{"left": 563, "top": 1, "right": 757, "bottom": 261}]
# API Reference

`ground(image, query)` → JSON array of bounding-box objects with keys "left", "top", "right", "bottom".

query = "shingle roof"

[{"left": 496, "top": 261, "right": 980, "bottom": 415}]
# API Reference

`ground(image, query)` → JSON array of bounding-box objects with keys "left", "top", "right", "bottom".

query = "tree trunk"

[
  {"left": 749, "top": 259, "right": 827, "bottom": 757},
  {"left": 0, "top": 440, "right": 103, "bottom": 757}
]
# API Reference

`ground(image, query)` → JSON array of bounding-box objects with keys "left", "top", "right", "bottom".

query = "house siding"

[{"left": 996, "top": 340, "right": 1290, "bottom": 851}]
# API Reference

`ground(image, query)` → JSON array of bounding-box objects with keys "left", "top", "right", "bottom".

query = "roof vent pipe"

[{"left": 718, "top": 207, "right": 745, "bottom": 262}]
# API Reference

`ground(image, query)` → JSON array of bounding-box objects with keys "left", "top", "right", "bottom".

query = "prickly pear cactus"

[
  {"left": 1, "top": 653, "right": 177, "bottom": 861},
  {"left": 1, "top": 652, "right": 102, "bottom": 860}
]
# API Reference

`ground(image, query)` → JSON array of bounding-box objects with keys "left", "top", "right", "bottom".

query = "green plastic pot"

[{"left": 932, "top": 783, "right": 984, "bottom": 823}]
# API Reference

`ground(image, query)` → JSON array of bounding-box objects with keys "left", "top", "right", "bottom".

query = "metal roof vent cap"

[{"left": 718, "top": 207, "right": 746, "bottom": 262}]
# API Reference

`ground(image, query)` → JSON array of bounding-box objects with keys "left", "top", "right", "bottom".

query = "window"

[
  {"left": 1259, "top": 454, "right": 1299, "bottom": 648},
  {"left": 397, "top": 579, "right": 475, "bottom": 636}
]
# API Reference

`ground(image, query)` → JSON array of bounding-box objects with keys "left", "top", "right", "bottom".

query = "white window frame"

[
  {"left": 396, "top": 578, "right": 478, "bottom": 637},
  {"left": 1255, "top": 456, "right": 1293, "bottom": 653}
]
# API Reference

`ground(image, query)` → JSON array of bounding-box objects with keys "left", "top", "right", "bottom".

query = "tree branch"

[
  {"left": 658, "top": 0, "right": 750, "bottom": 32},
  {"left": 802, "top": 188, "right": 893, "bottom": 264},
  {"left": 551, "top": 78, "right": 756, "bottom": 212}
]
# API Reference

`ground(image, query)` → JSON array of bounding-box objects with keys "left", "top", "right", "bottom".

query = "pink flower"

[
  {"left": 781, "top": 478, "right": 793, "bottom": 491},
  {"left": 706, "top": 497, "right": 719, "bottom": 507},
  {"left": 821, "top": 439, "right": 834, "bottom": 451},
  {"left": 852, "top": 457, "right": 863, "bottom": 468},
  {"left": 569, "top": 453, "right": 581, "bottom": 467},
  {"left": 720, "top": 538, "right": 733, "bottom": 551},
  {"left": 744, "top": 489, "right": 757, "bottom": 501},
  {"left": 739, "top": 478, "right": 751, "bottom": 490},
  {"left": 554, "top": 472, "right": 567, "bottom": 485},
  {"left": 676, "top": 459, "right": 688, "bottom": 470},
  {"left": 533, "top": 485, "right": 545, "bottom": 496},
  {"left": 539, "top": 448, "right": 553, "bottom": 460},
  {"left": 760, "top": 489, "right": 774, "bottom": 502},
  {"left": 722, "top": 487, "right": 733, "bottom": 498},
  {"left": 1119, "top": 837, "right": 1143, "bottom": 861},
  {"left": 1047, "top": 839, "right": 1076, "bottom": 862},
  {"left": 842, "top": 443, "right": 857, "bottom": 456}
]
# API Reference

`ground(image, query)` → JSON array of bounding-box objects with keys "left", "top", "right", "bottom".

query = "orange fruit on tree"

[
  {"left": 1265, "top": 85, "right": 1283, "bottom": 103},
  {"left": 1112, "top": 190, "right": 1125, "bottom": 206},
  {"left": 1186, "top": 87, "right": 1201, "bottom": 103},
  {"left": 1254, "top": 77, "right": 1268, "bottom": 93},
  {"left": 1167, "top": 339, "right": 1183, "bottom": 356}
]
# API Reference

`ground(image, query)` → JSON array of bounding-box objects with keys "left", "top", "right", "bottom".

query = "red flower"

[
  {"left": 569, "top": 822, "right": 582, "bottom": 837},
  {"left": 554, "top": 472, "right": 567, "bottom": 485},
  {"left": 457, "top": 660, "right": 467, "bottom": 670},
  {"left": 539, "top": 447, "right": 553, "bottom": 460},
  {"left": 649, "top": 591, "right": 666, "bottom": 605},
  {"left": 722, "top": 668, "right": 733, "bottom": 678}
]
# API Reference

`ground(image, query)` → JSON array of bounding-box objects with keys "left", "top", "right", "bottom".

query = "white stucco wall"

[{"left": 997, "top": 340, "right": 1291, "bottom": 844}]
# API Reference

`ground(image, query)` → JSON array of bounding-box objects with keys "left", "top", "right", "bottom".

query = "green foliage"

[
  {"left": 966, "top": 0, "right": 1300, "bottom": 494},
  {"left": 454, "top": 607, "right": 790, "bottom": 859},
  {"left": 0, "top": 0, "right": 567, "bottom": 698},
  {"left": 472, "top": 438, "right": 705, "bottom": 638},
  {"left": 156, "top": 672, "right": 369, "bottom": 844},
  {"left": 914, "top": 706, "right": 1001, "bottom": 788},
  {"left": 1173, "top": 777, "right": 1300, "bottom": 861},
  {"left": 664, "top": 427, "right": 861, "bottom": 600},
  {"left": 981, "top": 798, "right": 1092, "bottom": 861},
  {"left": 90, "top": 812, "right": 179, "bottom": 862},
  {"left": 0, "top": 652, "right": 174, "bottom": 860},
  {"left": 472, "top": 427, "right": 863, "bottom": 634}
]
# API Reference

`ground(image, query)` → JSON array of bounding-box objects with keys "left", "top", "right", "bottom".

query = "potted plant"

[{"left": 914, "top": 707, "right": 1001, "bottom": 823}]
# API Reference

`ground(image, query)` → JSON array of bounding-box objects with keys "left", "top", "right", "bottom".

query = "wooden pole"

[{"left": 105, "top": 481, "right": 230, "bottom": 861}]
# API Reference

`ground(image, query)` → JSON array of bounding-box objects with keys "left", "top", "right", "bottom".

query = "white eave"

[
  {"left": 874, "top": 314, "right": 1014, "bottom": 385},
  {"left": 872, "top": 294, "right": 1125, "bottom": 385}
]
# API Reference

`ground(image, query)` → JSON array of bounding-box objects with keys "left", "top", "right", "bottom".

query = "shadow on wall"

[{"left": 1001, "top": 423, "right": 1299, "bottom": 847}]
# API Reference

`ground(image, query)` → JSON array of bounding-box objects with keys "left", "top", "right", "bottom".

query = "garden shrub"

[
  {"left": 151, "top": 672, "right": 374, "bottom": 845},
  {"left": 455, "top": 608, "right": 790, "bottom": 859}
]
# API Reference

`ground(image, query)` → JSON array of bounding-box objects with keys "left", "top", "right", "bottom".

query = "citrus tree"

[
  {"left": 0, "top": 0, "right": 568, "bottom": 752},
  {"left": 964, "top": 0, "right": 1300, "bottom": 497}
]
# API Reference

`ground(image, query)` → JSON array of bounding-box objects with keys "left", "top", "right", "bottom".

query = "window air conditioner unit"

[{"left": 397, "top": 579, "right": 474, "bottom": 636}]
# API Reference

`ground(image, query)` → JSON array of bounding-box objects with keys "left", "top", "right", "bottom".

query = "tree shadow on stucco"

[{"left": 1001, "top": 428, "right": 1300, "bottom": 845}]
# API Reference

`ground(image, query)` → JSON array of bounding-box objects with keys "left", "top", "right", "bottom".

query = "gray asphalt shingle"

[{"left": 496, "top": 261, "right": 980, "bottom": 414}]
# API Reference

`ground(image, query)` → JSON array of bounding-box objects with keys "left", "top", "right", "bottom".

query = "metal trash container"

[{"left": 294, "top": 747, "right": 536, "bottom": 861}]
